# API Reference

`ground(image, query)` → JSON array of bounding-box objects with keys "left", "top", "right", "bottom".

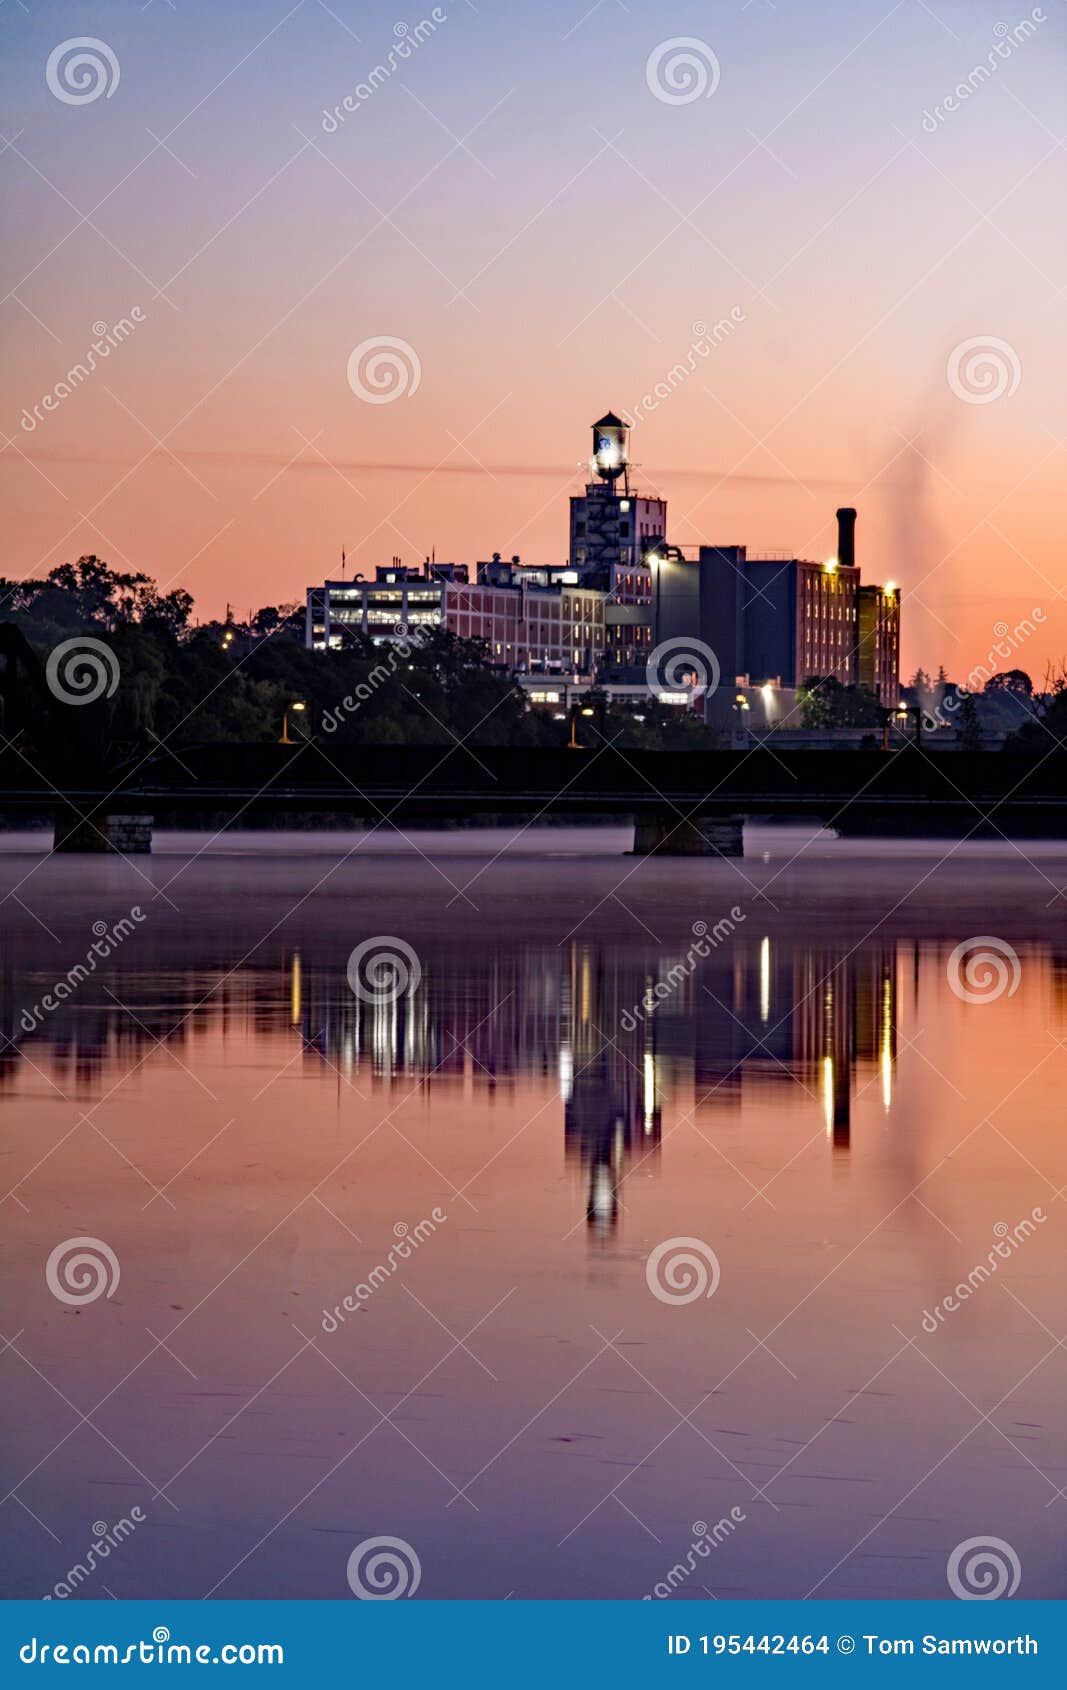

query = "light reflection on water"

[{"left": 0, "top": 850, "right": 1065, "bottom": 1600}]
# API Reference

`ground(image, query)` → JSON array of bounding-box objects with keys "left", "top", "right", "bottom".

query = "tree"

[
  {"left": 798, "top": 677, "right": 885, "bottom": 729},
  {"left": 956, "top": 691, "right": 982, "bottom": 751},
  {"left": 986, "top": 669, "right": 1033, "bottom": 697}
]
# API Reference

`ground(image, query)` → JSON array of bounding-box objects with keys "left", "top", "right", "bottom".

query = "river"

[{"left": 1, "top": 826, "right": 1064, "bottom": 1599}]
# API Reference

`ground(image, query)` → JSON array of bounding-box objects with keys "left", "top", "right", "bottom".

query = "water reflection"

[{"left": 1, "top": 934, "right": 905, "bottom": 1227}]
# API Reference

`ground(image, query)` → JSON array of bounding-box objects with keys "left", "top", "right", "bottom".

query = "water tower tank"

[{"left": 591, "top": 412, "right": 629, "bottom": 482}]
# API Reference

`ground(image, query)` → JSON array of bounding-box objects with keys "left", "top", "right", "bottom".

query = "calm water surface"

[{"left": 1, "top": 827, "right": 1065, "bottom": 1600}]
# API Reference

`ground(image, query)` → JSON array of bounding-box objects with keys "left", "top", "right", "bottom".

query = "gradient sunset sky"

[{"left": 3, "top": 0, "right": 1065, "bottom": 677}]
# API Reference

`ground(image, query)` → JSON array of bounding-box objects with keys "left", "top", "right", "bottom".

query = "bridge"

[{"left": 2, "top": 741, "right": 1066, "bottom": 856}]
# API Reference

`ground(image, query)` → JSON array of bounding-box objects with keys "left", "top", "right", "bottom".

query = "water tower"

[{"left": 591, "top": 411, "right": 629, "bottom": 487}]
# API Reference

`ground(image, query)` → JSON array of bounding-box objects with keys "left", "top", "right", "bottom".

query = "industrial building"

[{"left": 305, "top": 412, "right": 901, "bottom": 709}]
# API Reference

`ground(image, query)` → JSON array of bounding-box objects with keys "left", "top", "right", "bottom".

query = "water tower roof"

[{"left": 593, "top": 410, "right": 626, "bottom": 428}]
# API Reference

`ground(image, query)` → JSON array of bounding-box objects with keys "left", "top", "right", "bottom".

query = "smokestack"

[{"left": 836, "top": 507, "right": 857, "bottom": 571}]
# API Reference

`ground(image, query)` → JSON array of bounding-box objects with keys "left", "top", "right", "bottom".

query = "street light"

[{"left": 279, "top": 699, "right": 308, "bottom": 744}]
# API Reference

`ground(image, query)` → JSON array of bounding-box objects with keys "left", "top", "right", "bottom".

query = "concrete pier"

[
  {"left": 53, "top": 813, "right": 153, "bottom": 854},
  {"left": 632, "top": 813, "right": 744, "bottom": 858}
]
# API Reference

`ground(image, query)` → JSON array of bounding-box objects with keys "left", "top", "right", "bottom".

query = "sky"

[{"left": 2, "top": 0, "right": 1065, "bottom": 679}]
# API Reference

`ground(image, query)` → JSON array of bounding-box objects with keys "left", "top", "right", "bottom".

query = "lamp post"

[
  {"left": 279, "top": 699, "right": 308, "bottom": 745},
  {"left": 567, "top": 702, "right": 597, "bottom": 750}
]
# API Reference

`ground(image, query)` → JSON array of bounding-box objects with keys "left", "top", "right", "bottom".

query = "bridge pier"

[
  {"left": 632, "top": 812, "right": 744, "bottom": 858},
  {"left": 53, "top": 813, "right": 153, "bottom": 854}
]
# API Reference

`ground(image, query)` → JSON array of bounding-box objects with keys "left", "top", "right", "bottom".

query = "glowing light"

[
  {"left": 885, "top": 581, "right": 898, "bottom": 593},
  {"left": 822, "top": 1055, "right": 835, "bottom": 1138},
  {"left": 880, "top": 975, "right": 893, "bottom": 1112},
  {"left": 290, "top": 951, "right": 302, "bottom": 1024},
  {"left": 759, "top": 936, "right": 771, "bottom": 1024},
  {"left": 643, "top": 1051, "right": 657, "bottom": 1131},
  {"left": 824, "top": 558, "right": 838, "bottom": 574}
]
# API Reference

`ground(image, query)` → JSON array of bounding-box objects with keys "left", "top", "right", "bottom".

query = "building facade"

[
  {"left": 857, "top": 583, "right": 901, "bottom": 700},
  {"left": 305, "top": 420, "right": 902, "bottom": 705}
]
